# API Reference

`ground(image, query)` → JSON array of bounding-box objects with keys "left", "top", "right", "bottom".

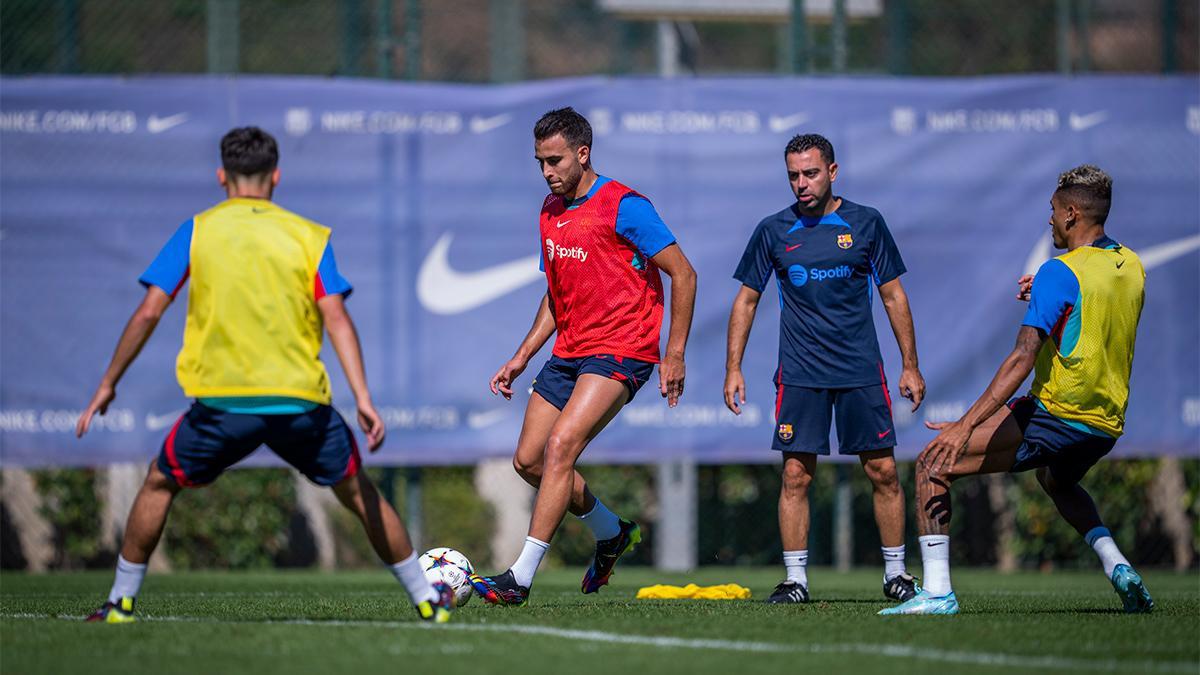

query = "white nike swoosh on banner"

[
  {"left": 147, "top": 113, "right": 189, "bottom": 134},
  {"left": 145, "top": 411, "right": 184, "bottom": 431},
  {"left": 768, "top": 113, "right": 809, "bottom": 134},
  {"left": 1068, "top": 110, "right": 1107, "bottom": 131},
  {"left": 417, "top": 233, "right": 543, "bottom": 315},
  {"left": 469, "top": 113, "right": 512, "bottom": 134},
  {"left": 467, "top": 408, "right": 509, "bottom": 429},
  {"left": 1024, "top": 233, "right": 1200, "bottom": 276}
]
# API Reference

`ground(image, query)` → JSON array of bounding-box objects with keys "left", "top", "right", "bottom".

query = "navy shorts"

[
  {"left": 1007, "top": 396, "right": 1116, "bottom": 486},
  {"left": 156, "top": 402, "right": 361, "bottom": 487},
  {"left": 772, "top": 382, "right": 896, "bottom": 454},
  {"left": 531, "top": 354, "right": 656, "bottom": 410}
]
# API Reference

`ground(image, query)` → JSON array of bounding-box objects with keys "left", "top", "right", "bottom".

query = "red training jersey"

[{"left": 539, "top": 179, "right": 665, "bottom": 363}]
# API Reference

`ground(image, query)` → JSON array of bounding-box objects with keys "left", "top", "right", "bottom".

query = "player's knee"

[
  {"left": 513, "top": 455, "right": 542, "bottom": 485},
  {"left": 781, "top": 463, "right": 812, "bottom": 496},
  {"left": 1035, "top": 466, "right": 1061, "bottom": 493},
  {"left": 865, "top": 461, "right": 900, "bottom": 494},
  {"left": 144, "top": 462, "right": 181, "bottom": 494},
  {"left": 543, "top": 433, "right": 581, "bottom": 474}
]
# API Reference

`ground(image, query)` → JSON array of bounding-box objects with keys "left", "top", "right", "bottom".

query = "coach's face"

[
  {"left": 787, "top": 149, "right": 837, "bottom": 211},
  {"left": 535, "top": 133, "right": 588, "bottom": 196}
]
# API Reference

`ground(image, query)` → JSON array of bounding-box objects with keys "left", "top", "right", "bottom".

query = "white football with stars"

[{"left": 419, "top": 547, "right": 475, "bottom": 607}]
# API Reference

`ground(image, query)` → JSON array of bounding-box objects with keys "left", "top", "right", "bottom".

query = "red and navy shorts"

[
  {"left": 157, "top": 402, "right": 361, "bottom": 487},
  {"left": 1006, "top": 395, "right": 1116, "bottom": 486},
  {"left": 531, "top": 354, "right": 656, "bottom": 410},
  {"left": 772, "top": 383, "right": 896, "bottom": 455}
]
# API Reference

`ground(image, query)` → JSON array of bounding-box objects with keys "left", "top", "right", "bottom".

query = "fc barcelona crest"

[
  {"left": 837, "top": 233, "right": 854, "bottom": 249},
  {"left": 777, "top": 423, "right": 794, "bottom": 442}
]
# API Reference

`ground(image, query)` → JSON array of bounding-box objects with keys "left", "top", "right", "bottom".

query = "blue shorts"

[
  {"left": 772, "top": 382, "right": 896, "bottom": 455},
  {"left": 1007, "top": 396, "right": 1116, "bottom": 485},
  {"left": 531, "top": 354, "right": 656, "bottom": 410},
  {"left": 156, "top": 401, "right": 361, "bottom": 487}
]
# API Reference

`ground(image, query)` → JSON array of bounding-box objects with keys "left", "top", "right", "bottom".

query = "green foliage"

[
  {"left": 548, "top": 465, "right": 656, "bottom": 567},
  {"left": 163, "top": 469, "right": 297, "bottom": 570},
  {"left": 32, "top": 469, "right": 107, "bottom": 569}
]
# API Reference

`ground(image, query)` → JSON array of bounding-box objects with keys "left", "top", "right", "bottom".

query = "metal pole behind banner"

[
  {"left": 833, "top": 464, "right": 853, "bottom": 572},
  {"left": 655, "top": 458, "right": 697, "bottom": 571},
  {"left": 1161, "top": 0, "right": 1177, "bottom": 73},
  {"left": 206, "top": 0, "right": 240, "bottom": 74},
  {"left": 790, "top": 0, "right": 809, "bottom": 74},
  {"left": 886, "top": 0, "right": 908, "bottom": 75},
  {"left": 56, "top": 0, "right": 80, "bottom": 74},
  {"left": 1056, "top": 0, "right": 1072, "bottom": 75},
  {"left": 831, "top": 0, "right": 847, "bottom": 73},
  {"left": 339, "top": 0, "right": 365, "bottom": 76},
  {"left": 490, "top": 0, "right": 526, "bottom": 82}
]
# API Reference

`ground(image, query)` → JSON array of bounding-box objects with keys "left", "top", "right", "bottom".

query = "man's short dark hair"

[
  {"left": 1055, "top": 164, "right": 1112, "bottom": 225},
  {"left": 533, "top": 107, "right": 592, "bottom": 150},
  {"left": 785, "top": 133, "right": 835, "bottom": 165},
  {"left": 220, "top": 126, "right": 278, "bottom": 177}
]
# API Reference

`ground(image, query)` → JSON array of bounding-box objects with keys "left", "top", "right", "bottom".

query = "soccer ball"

[{"left": 419, "top": 547, "right": 475, "bottom": 607}]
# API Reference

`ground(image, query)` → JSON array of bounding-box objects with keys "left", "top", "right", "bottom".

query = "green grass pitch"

[{"left": 2, "top": 567, "right": 1197, "bottom": 674}]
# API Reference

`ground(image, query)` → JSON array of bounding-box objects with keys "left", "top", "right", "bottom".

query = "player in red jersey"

[{"left": 471, "top": 108, "right": 697, "bottom": 605}]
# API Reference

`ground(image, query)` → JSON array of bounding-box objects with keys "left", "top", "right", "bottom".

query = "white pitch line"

[{"left": 2, "top": 613, "right": 1194, "bottom": 673}]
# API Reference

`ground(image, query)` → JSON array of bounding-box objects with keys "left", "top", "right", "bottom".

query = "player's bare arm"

[
  {"left": 490, "top": 291, "right": 556, "bottom": 400},
  {"left": 652, "top": 243, "right": 697, "bottom": 408},
  {"left": 724, "top": 284, "right": 762, "bottom": 415},
  {"left": 76, "top": 286, "right": 172, "bottom": 438},
  {"left": 878, "top": 277, "right": 925, "bottom": 411},
  {"left": 920, "top": 324, "right": 1046, "bottom": 472},
  {"left": 319, "top": 294, "right": 385, "bottom": 451}
]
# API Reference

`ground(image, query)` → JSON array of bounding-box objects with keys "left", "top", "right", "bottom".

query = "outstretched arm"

[
  {"left": 490, "top": 291, "right": 556, "bottom": 400},
  {"left": 76, "top": 287, "right": 173, "bottom": 437},
  {"left": 320, "top": 294, "right": 385, "bottom": 451},
  {"left": 653, "top": 243, "right": 697, "bottom": 407},
  {"left": 920, "top": 325, "right": 1046, "bottom": 471},
  {"left": 723, "top": 285, "right": 761, "bottom": 415},
  {"left": 878, "top": 277, "right": 925, "bottom": 411}
]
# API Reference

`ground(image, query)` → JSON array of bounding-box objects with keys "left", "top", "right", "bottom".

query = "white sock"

[
  {"left": 107, "top": 555, "right": 148, "bottom": 603},
  {"left": 579, "top": 498, "right": 621, "bottom": 541},
  {"left": 510, "top": 536, "right": 550, "bottom": 588},
  {"left": 882, "top": 544, "right": 907, "bottom": 581},
  {"left": 919, "top": 535, "right": 952, "bottom": 596},
  {"left": 783, "top": 549, "right": 808, "bottom": 586},
  {"left": 390, "top": 551, "right": 437, "bottom": 605},
  {"left": 1085, "top": 526, "right": 1130, "bottom": 578}
]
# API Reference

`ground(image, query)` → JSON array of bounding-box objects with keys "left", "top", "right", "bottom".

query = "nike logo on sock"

[
  {"left": 786, "top": 244, "right": 802, "bottom": 252},
  {"left": 925, "top": 541, "right": 946, "bottom": 547}
]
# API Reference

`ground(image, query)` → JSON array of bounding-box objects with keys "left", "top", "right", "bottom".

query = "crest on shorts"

[
  {"left": 777, "top": 423, "right": 794, "bottom": 442},
  {"left": 837, "top": 233, "right": 853, "bottom": 249}
]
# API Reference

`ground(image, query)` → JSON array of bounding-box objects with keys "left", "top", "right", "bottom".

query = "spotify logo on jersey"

[{"left": 787, "top": 264, "right": 851, "bottom": 287}]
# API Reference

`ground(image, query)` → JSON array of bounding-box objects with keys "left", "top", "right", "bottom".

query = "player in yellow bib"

[
  {"left": 76, "top": 127, "right": 454, "bottom": 624},
  {"left": 881, "top": 165, "right": 1153, "bottom": 615}
]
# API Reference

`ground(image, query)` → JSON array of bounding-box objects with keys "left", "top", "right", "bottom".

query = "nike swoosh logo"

[
  {"left": 467, "top": 408, "right": 508, "bottom": 429},
  {"left": 768, "top": 113, "right": 809, "bottom": 134},
  {"left": 417, "top": 233, "right": 543, "bottom": 315},
  {"left": 924, "top": 542, "right": 946, "bottom": 547},
  {"left": 1068, "top": 110, "right": 1107, "bottom": 131},
  {"left": 1116, "top": 260, "right": 1125, "bottom": 268},
  {"left": 877, "top": 429, "right": 893, "bottom": 439},
  {"left": 147, "top": 113, "right": 188, "bottom": 134},
  {"left": 469, "top": 113, "right": 512, "bottom": 134},
  {"left": 1024, "top": 233, "right": 1200, "bottom": 276},
  {"left": 785, "top": 244, "right": 802, "bottom": 252},
  {"left": 556, "top": 220, "right": 571, "bottom": 229},
  {"left": 145, "top": 410, "right": 184, "bottom": 431}
]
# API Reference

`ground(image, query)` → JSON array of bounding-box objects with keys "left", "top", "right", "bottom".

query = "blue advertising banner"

[{"left": 1, "top": 75, "right": 1197, "bottom": 466}]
